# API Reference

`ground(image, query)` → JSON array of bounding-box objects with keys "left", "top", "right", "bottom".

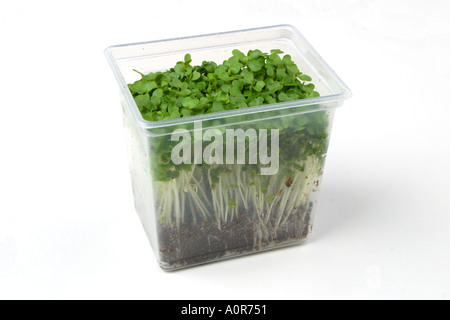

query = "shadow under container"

[{"left": 105, "top": 25, "right": 351, "bottom": 270}]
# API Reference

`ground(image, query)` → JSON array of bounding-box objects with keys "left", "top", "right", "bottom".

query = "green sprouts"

[{"left": 128, "top": 49, "right": 320, "bottom": 121}]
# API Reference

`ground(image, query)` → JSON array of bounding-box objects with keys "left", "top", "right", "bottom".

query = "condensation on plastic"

[{"left": 105, "top": 25, "right": 351, "bottom": 270}]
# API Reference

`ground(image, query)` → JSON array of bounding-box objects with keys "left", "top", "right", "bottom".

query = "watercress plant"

[{"left": 126, "top": 50, "right": 331, "bottom": 266}]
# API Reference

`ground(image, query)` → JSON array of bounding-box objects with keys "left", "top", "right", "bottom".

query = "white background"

[{"left": 1, "top": 0, "right": 449, "bottom": 300}]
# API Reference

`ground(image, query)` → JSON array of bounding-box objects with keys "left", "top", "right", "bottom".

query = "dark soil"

[
  {"left": 158, "top": 203, "right": 314, "bottom": 269},
  {"left": 158, "top": 212, "right": 254, "bottom": 268}
]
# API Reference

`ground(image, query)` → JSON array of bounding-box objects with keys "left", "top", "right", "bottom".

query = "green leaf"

[
  {"left": 278, "top": 92, "right": 289, "bottom": 102},
  {"left": 230, "top": 86, "right": 242, "bottom": 96},
  {"left": 185, "top": 65, "right": 193, "bottom": 75},
  {"left": 192, "top": 71, "right": 201, "bottom": 81},
  {"left": 142, "top": 72, "right": 158, "bottom": 81},
  {"left": 232, "top": 49, "right": 248, "bottom": 64},
  {"left": 282, "top": 55, "right": 293, "bottom": 64},
  {"left": 184, "top": 54, "right": 192, "bottom": 64},
  {"left": 283, "top": 76, "right": 294, "bottom": 85},
  {"left": 236, "top": 102, "right": 248, "bottom": 109},
  {"left": 248, "top": 59, "right": 264, "bottom": 72},
  {"left": 174, "top": 62, "right": 185, "bottom": 75},
  {"left": 268, "top": 53, "right": 282, "bottom": 66},
  {"left": 211, "top": 101, "right": 225, "bottom": 113},
  {"left": 203, "top": 61, "right": 217, "bottom": 73},
  {"left": 299, "top": 74, "right": 312, "bottom": 81},
  {"left": 286, "top": 64, "right": 300, "bottom": 75},
  {"left": 168, "top": 108, "right": 180, "bottom": 119},
  {"left": 182, "top": 97, "right": 200, "bottom": 109},
  {"left": 170, "top": 78, "right": 182, "bottom": 88},
  {"left": 277, "top": 68, "right": 287, "bottom": 81},
  {"left": 266, "top": 65, "right": 275, "bottom": 77},
  {"left": 270, "top": 49, "right": 284, "bottom": 55},
  {"left": 265, "top": 95, "right": 277, "bottom": 104},
  {"left": 304, "top": 83, "right": 315, "bottom": 93},
  {"left": 221, "top": 84, "right": 231, "bottom": 93},
  {"left": 253, "top": 80, "right": 265, "bottom": 92},
  {"left": 232, "top": 49, "right": 245, "bottom": 58},
  {"left": 142, "top": 111, "right": 164, "bottom": 121},
  {"left": 160, "top": 102, "right": 168, "bottom": 112},
  {"left": 168, "top": 104, "right": 178, "bottom": 114},
  {"left": 229, "top": 62, "right": 242, "bottom": 74},
  {"left": 214, "top": 67, "right": 230, "bottom": 80},
  {"left": 248, "top": 96, "right": 264, "bottom": 107},
  {"left": 196, "top": 81, "right": 207, "bottom": 90},
  {"left": 153, "top": 89, "right": 164, "bottom": 97},
  {"left": 199, "top": 97, "right": 209, "bottom": 106},
  {"left": 287, "top": 93, "right": 299, "bottom": 100},
  {"left": 129, "top": 81, "right": 156, "bottom": 95},
  {"left": 232, "top": 80, "right": 244, "bottom": 91},
  {"left": 160, "top": 77, "right": 169, "bottom": 87},
  {"left": 151, "top": 95, "right": 161, "bottom": 106},
  {"left": 241, "top": 69, "right": 254, "bottom": 84},
  {"left": 266, "top": 80, "right": 284, "bottom": 93},
  {"left": 216, "top": 90, "right": 229, "bottom": 102},
  {"left": 235, "top": 93, "right": 245, "bottom": 103},
  {"left": 134, "top": 94, "right": 150, "bottom": 110},
  {"left": 143, "top": 81, "right": 157, "bottom": 92},
  {"left": 179, "top": 88, "right": 192, "bottom": 96},
  {"left": 181, "top": 109, "right": 192, "bottom": 117},
  {"left": 248, "top": 49, "right": 264, "bottom": 60}
]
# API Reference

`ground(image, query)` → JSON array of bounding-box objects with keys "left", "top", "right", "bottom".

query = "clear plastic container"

[{"left": 105, "top": 25, "right": 351, "bottom": 270}]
